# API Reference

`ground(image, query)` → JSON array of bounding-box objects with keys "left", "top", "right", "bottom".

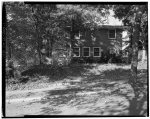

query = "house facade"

[{"left": 72, "top": 25, "right": 128, "bottom": 62}]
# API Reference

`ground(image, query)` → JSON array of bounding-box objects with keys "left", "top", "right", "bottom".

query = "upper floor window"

[
  {"left": 93, "top": 47, "right": 101, "bottom": 57},
  {"left": 65, "top": 33, "right": 70, "bottom": 39},
  {"left": 75, "top": 31, "right": 83, "bottom": 39},
  {"left": 73, "top": 47, "right": 80, "bottom": 57},
  {"left": 108, "top": 29, "right": 116, "bottom": 39},
  {"left": 83, "top": 47, "right": 90, "bottom": 57}
]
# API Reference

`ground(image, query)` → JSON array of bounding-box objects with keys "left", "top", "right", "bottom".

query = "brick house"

[{"left": 72, "top": 25, "right": 128, "bottom": 63}]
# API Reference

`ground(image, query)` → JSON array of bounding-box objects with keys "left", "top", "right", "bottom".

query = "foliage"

[
  {"left": 6, "top": 2, "right": 37, "bottom": 65},
  {"left": 5, "top": 3, "right": 111, "bottom": 81},
  {"left": 113, "top": 4, "right": 148, "bottom": 83},
  {"left": 113, "top": 4, "right": 148, "bottom": 51}
]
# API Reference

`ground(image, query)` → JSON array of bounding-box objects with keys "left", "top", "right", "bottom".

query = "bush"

[{"left": 6, "top": 59, "right": 22, "bottom": 85}]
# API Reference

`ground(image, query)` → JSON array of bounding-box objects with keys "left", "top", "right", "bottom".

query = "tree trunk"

[
  {"left": 70, "top": 18, "right": 75, "bottom": 59},
  {"left": 141, "top": 30, "right": 147, "bottom": 62},
  {"left": 47, "top": 37, "right": 54, "bottom": 58},
  {"left": 131, "top": 24, "right": 140, "bottom": 83},
  {"left": 6, "top": 42, "right": 15, "bottom": 79},
  {"left": 34, "top": 17, "right": 42, "bottom": 65},
  {"left": 33, "top": 6, "right": 43, "bottom": 65},
  {"left": 49, "top": 39, "right": 53, "bottom": 58},
  {"left": 45, "top": 37, "right": 53, "bottom": 65},
  {"left": 141, "top": 46, "right": 146, "bottom": 62},
  {"left": 131, "top": 53, "right": 138, "bottom": 84},
  {"left": 130, "top": 6, "right": 144, "bottom": 83},
  {"left": 7, "top": 39, "right": 12, "bottom": 61},
  {"left": 37, "top": 33, "right": 42, "bottom": 64},
  {"left": 47, "top": 39, "right": 50, "bottom": 57}
]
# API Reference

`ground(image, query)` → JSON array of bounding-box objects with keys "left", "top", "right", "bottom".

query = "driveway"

[{"left": 5, "top": 64, "right": 147, "bottom": 116}]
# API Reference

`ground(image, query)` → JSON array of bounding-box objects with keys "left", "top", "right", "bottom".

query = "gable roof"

[
  {"left": 98, "top": 25, "right": 129, "bottom": 30},
  {"left": 65, "top": 25, "right": 129, "bottom": 31}
]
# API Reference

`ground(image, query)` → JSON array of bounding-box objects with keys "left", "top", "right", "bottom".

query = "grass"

[
  {"left": 6, "top": 61, "right": 146, "bottom": 92},
  {"left": 6, "top": 75, "right": 52, "bottom": 91},
  {"left": 6, "top": 64, "right": 87, "bottom": 91},
  {"left": 6, "top": 61, "right": 148, "bottom": 116}
]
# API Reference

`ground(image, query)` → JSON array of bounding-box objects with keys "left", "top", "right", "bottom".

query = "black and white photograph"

[{"left": 3, "top": 1, "right": 148, "bottom": 117}]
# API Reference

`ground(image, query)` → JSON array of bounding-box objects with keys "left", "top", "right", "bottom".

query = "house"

[{"left": 72, "top": 25, "right": 129, "bottom": 63}]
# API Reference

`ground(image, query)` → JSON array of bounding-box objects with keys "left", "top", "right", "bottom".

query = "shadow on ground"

[
  {"left": 21, "top": 64, "right": 94, "bottom": 82},
  {"left": 27, "top": 65, "right": 148, "bottom": 116}
]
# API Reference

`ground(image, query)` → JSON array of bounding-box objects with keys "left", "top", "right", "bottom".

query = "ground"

[{"left": 5, "top": 62, "right": 148, "bottom": 117}]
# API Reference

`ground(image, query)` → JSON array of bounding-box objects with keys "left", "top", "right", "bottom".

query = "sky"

[{"left": 105, "top": 10, "right": 123, "bottom": 26}]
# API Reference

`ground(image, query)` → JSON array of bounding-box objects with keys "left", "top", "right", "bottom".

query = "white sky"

[{"left": 105, "top": 10, "right": 123, "bottom": 26}]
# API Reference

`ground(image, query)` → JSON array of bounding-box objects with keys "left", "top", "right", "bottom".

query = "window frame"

[
  {"left": 83, "top": 47, "right": 90, "bottom": 57},
  {"left": 108, "top": 29, "right": 116, "bottom": 39},
  {"left": 75, "top": 31, "right": 82, "bottom": 39},
  {"left": 93, "top": 47, "right": 101, "bottom": 57},
  {"left": 73, "top": 47, "right": 80, "bottom": 57}
]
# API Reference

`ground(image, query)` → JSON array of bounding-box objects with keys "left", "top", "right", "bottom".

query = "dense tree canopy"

[
  {"left": 5, "top": 3, "right": 110, "bottom": 71},
  {"left": 113, "top": 4, "right": 148, "bottom": 83},
  {"left": 113, "top": 4, "right": 148, "bottom": 51},
  {"left": 5, "top": 2, "right": 148, "bottom": 83}
]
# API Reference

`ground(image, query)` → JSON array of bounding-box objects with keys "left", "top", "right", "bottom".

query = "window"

[
  {"left": 65, "top": 33, "right": 70, "bottom": 39},
  {"left": 83, "top": 47, "right": 90, "bottom": 57},
  {"left": 73, "top": 47, "right": 80, "bottom": 57},
  {"left": 93, "top": 47, "right": 101, "bottom": 57},
  {"left": 75, "top": 31, "right": 83, "bottom": 39},
  {"left": 108, "top": 29, "right": 116, "bottom": 39}
]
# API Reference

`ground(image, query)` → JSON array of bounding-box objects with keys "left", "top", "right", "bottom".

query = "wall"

[{"left": 74, "top": 28, "right": 123, "bottom": 57}]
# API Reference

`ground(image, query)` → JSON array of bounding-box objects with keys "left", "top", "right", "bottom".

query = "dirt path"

[
  {"left": 5, "top": 63, "right": 147, "bottom": 116},
  {"left": 6, "top": 79, "right": 132, "bottom": 116}
]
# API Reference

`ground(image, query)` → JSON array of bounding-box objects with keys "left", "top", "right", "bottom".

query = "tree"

[
  {"left": 6, "top": 3, "right": 61, "bottom": 65},
  {"left": 29, "top": 4, "right": 58, "bottom": 64},
  {"left": 57, "top": 4, "right": 110, "bottom": 60},
  {"left": 5, "top": 3, "right": 110, "bottom": 68},
  {"left": 5, "top": 2, "right": 36, "bottom": 72},
  {"left": 113, "top": 4, "right": 147, "bottom": 83},
  {"left": 5, "top": 2, "right": 35, "bottom": 79}
]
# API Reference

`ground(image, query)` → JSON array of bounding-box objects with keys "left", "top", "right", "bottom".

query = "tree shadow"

[
  {"left": 19, "top": 76, "right": 30, "bottom": 83},
  {"left": 25, "top": 65, "right": 147, "bottom": 116},
  {"left": 128, "top": 91, "right": 147, "bottom": 116},
  {"left": 21, "top": 64, "right": 94, "bottom": 82},
  {"left": 103, "top": 68, "right": 148, "bottom": 116},
  {"left": 128, "top": 78, "right": 148, "bottom": 116}
]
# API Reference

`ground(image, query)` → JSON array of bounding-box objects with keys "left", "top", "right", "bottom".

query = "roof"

[
  {"left": 65, "top": 25, "right": 129, "bottom": 31},
  {"left": 97, "top": 25, "right": 129, "bottom": 30}
]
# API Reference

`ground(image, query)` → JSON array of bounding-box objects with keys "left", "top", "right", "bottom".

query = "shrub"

[{"left": 6, "top": 59, "right": 22, "bottom": 85}]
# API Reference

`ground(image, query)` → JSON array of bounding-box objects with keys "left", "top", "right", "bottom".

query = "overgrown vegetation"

[
  {"left": 6, "top": 61, "right": 147, "bottom": 116},
  {"left": 4, "top": 3, "right": 148, "bottom": 117},
  {"left": 5, "top": 3, "right": 110, "bottom": 82},
  {"left": 4, "top": 3, "right": 148, "bottom": 90},
  {"left": 113, "top": 4, "right": 148, "bottom": 83}
]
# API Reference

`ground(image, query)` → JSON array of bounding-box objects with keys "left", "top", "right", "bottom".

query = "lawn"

[
  {"left": 6, "top": 63, "right": 129, "bottom": 91},
  {"left": 6, "top": 61, "right": 148, "bottom": 116}
]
